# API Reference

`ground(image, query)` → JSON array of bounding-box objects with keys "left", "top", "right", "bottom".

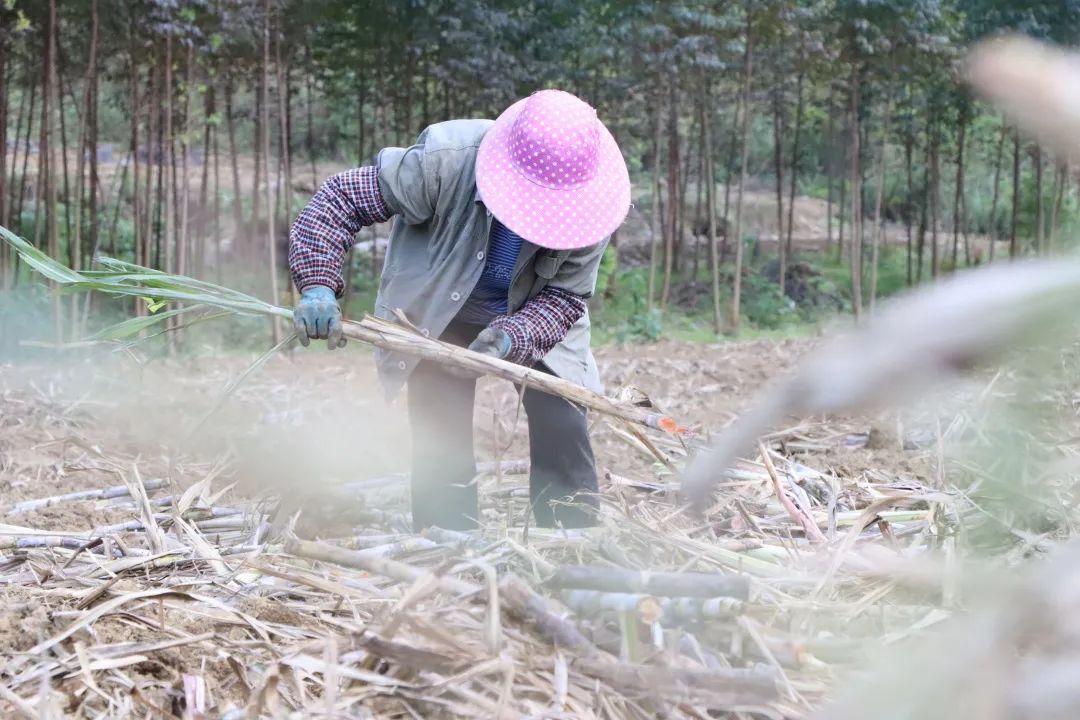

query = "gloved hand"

[
  {"left": 468, "top": 327, "right": 512, "bottom": 360},
  {"left": 448, "top": 327, "right": 512, "bottom": 379},
  {"left": 294, "top": 285, "right": 346, "bottom": 350}
]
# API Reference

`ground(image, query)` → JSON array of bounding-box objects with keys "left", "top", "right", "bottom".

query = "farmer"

[{"left": 287, "top": 89, "right": 631, "bottom": 532}]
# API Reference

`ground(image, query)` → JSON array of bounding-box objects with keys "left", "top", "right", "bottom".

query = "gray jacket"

[{"left": 372, "top": 119, "right": 608, "bottom": 399}]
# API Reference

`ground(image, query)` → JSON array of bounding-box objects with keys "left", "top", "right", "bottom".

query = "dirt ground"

[{"left": 0, "top": 336, "right": 920, "bottom": 537}]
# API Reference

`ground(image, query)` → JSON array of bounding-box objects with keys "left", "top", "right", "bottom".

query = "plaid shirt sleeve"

[
  {"left": 488, "top": 287, "right": 587, "bottom": 366},
  {"left": 288, "top": 166, "right": 392, "bottom": 296}
]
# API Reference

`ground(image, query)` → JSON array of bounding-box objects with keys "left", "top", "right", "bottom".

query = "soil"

[{"left": 0, "top": 336, "right": 929, "bottom": 533}]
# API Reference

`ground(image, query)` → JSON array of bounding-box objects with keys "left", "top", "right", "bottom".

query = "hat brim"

[{"left": 475, "top": 97, "right": 631, "bottom": 251}]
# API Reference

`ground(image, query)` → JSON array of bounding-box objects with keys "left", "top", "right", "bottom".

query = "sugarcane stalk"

[
  {"left": 336, "top": 537, "right": 438, "bottom": 558},
  {"left": 560, "top": 590, "right": 744, "bottom": 625},
  {"left": 330, "top": 533, "right": 408, "bottom": 549},
  {"left": 0, "top": 226, "right": 685, "bottom": 437},
  {"left": 92, "top": 508, "right": 246, "bottom": 536},
  {"left": 4, "top": 479, "right": 168, "bottom": 515},
  {"left": 423, "top": 526, "right": 490, "bottom": 551},
  {"left": 285, "top": 537, "right": 478, "bottom": 596},
  {"left": 345, "top": 315, "right": 682, "bottom": 433},
  {"left": 0, "top": 536, "right": 103, "bottom": 552},
  {"left": 546, "top": 565, "right": 751, "bottom": 600}
]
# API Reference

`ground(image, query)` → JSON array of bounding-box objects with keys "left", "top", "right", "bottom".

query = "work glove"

[
  {"left": 294, "top": 285, "right": 346, "bottom": 350},
  {"left": 448, "top": 327, "right": 512, "bottom": 379}
]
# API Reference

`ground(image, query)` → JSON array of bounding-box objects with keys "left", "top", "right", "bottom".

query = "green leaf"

[
  {"left": 0, "top": 225, "right": 85, "bottom": 284},
  {"left": 1, "top": 228, "right": 295, "bottom": 326},
  {"left": 90, "top": 306, "right": 204, "bottom": 341}
]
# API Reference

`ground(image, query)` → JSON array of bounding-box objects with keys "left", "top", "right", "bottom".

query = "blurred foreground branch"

[{"left": 684, "top": 35, "right": 1080, "bottom": 509}]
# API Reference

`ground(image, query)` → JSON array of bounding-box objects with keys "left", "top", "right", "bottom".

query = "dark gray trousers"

[{"left": 407, "top": 321, "right": 599, "bottom": 531}]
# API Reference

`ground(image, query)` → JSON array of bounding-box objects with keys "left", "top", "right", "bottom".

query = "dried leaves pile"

[{"left": 5, "top": 337, "right": 1072, "bottom": 720}]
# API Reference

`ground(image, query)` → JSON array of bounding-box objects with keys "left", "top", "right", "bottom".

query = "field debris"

[{"left": 3, "top": 330, "right": 1077, "bottom": 718}]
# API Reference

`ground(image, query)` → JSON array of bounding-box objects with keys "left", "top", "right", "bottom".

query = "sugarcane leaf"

[
  {"left": 93, "top": 256, "right": 167, "bottom": 275},
  {"left": 0, "top": 225, "right": 84, "bottom": 284},
  {"left": 3, "top": 229, "right": 294, "bottom": 322},
  {"left": 90, "top": 306, "right": 204, "bottom": 341},
  {"left": 113, "top": 310, "right": 233, "bottom": 351}
]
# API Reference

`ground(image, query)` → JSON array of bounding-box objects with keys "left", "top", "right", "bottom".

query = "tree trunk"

[
  {"left": 177, "top": 43, "right": 193, "bottom": 281},
  {"left": 252, "top": 62, "right": 263, "bottom": 252},
  {"left": 869, "top": 93, "right": 892, "bottom": 313},
  {"left": 213, "top": 88, "right": 222, "bottom": 284},
  {"left": 129, "top": 58, "right": 142, "bottom": 269},
  {"left": 701, "top": 78, "right": 722, "bottom": 335},
  {"left": 917, "top": 114, "right": 931, "bottom": 281},
  {"left": 164, "top": 35, "right": 174, "bottom": 276},
  {"left": 929, "top": 121, "right": 940, "bottom": 278},
  {"left": 263, "top": 0, "right": 281, "bottom": 341},
  {"left": 197, "top": 83, "right": 214, "bottom": 276},
  {"left": 730, "top": 6, "right": 754, "bottom": 335},
  {"left": 720, "top": 106, "right": 737, "bottom": 265},
  {"left": 277, "top": 38, "right": 294, "bottom": 302},
  {"left": 86, "top": 4, "right": 99, "bottom": 274},
  {"left": 1034, "top": 143, "right": 1044, "bottom": 255},
  {"left": 0, "top": 14, "right": 8, "bottom": 240},
  {"left": 987, "top": 125, "right": 1006, "bottom": 263},
  {"left": 8, "top": 75, "right": 30, "bottom": 237},
  {"left": 646, "top": 84, "right": 662, "bottom": 313},
  {"left": 825, "top": 84, "right": 835, "bottom": 255},
  {"left": 105, "top": 161, "right": 126, "bottom": 262},
  {"left": 14, "top": 79, "right": 35, "bottom": 245},
  {"left": 75, "top": 0, "right": 99, "bottom": 333},
  {"left": 0, "top": 29, "right": 9, "bottom": 284},
  {"left": 848, "top": 68, "right": 863, "bottom": 320},
  {"left": 34, "top": 8, "right": 51, "bottom": 251},
  {"left": 785, "top": 64, "right": 805, "bottom": 274},
  {"left": 57, "top": 54, "right": 72, "bottom": 259},
  {"left": 44, "top": 0, "right": 60, "bottom": 338},
  {"left": 903, "top": 94, "right": 914, "bottom": 285},
  {"left": 693, "top": 120, "right": 704, "bottom": 281},
  {"left": 145, "top": 59, "right": 158, "bottom": 270},
  {"left": 951, "top": 117, "right": 967, "bottom": 269},
  {"left": 305, "top": 42, "right": 318, "bottom": 188},
  {"left": 772, "top": 87, "right": 786, "bottom": 292},
  {"left": 359, "top": 63, "right": 368, "bottom": 162},
  {"left": 676, "top": 114, "right": 692, "bottom": 274},
  {"left": 1010, "top": 131, "right": 1020, "bottom": 259},
  {"left": 225, "top": 71, "right": 242, "bottom": 248},
  {"left": 837, "top": 176, "right": 846, "bottom": 262},
  {"left": 660, "top": 81, "right": 678, "bottom": 309},
  {"left": 73, "top": 14, "right": 93, "bottom": 275},
  {"left": 1051, "top": 160, "right": 1067, "bottom": 252}
]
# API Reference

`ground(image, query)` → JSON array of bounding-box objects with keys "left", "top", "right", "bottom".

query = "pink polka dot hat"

[{"left": 475, "top": 89, "right": 631, "bottom": 250}]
